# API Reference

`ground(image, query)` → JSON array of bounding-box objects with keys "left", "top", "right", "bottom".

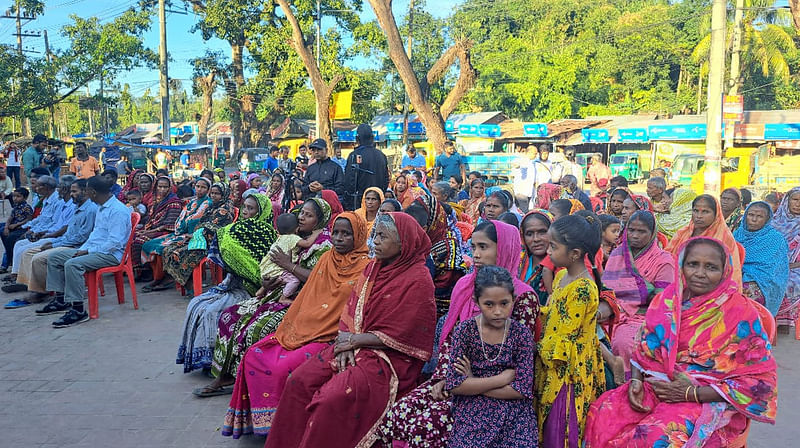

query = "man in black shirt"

[
  {"left": 344, "top": 124, "right": 389, "bottom": 210},
  {"left": 303, "top": 138, "right": 344, "bottom": 201}
]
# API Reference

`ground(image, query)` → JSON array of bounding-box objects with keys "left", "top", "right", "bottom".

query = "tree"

[
  {"left": 191, "top": 51, "right": 225, "bottom": 144},
  {"left": 367, "top": 0, "right": 477, "bottom": 151}
]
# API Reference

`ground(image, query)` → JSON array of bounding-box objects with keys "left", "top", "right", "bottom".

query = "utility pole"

[
  {"left": 43, "top": 30, "right": 55, "bottom": 138},
  {"left": 15, "top": 6, "right": 29, "bottom": 136},
  {"left": 315, "top": 0, "right": 321, "bottom": 139},
  {"left": 158, "top": 0, "right": 171, "bottom": 145},
  {"left": 723, "top": 0, "right": 745, "bottom": 156},
  {"left": 401, "top": 0, "right": 415, "bottom": 146},
  {"left": 86, "top": 85, "right": 94, "bottom": 135},
  {"left": 705, "top": 0, "right": 726, "bottom": 197}
]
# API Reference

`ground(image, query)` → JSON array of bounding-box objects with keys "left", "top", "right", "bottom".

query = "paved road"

[{"left": 0, "top": 269, "right": 798, "bottom": 447}]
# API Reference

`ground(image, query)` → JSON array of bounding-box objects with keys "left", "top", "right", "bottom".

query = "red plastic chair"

[
  {"left": 179, "top": 207, "right": 239, "bottom": 296},
  {"left": 83, "top": 212, "right": 140, "bottom": 319}
]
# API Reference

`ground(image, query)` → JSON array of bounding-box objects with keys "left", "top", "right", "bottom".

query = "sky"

[{"left": 0, "top": 0, "right": 462, "bottom": 97}]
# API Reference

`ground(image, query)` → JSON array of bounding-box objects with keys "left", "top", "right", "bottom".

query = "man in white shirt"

[
  {"left": 562, "top": 147, "right": 585, "bottom": 187},
  {"left": 3, "top": 142, "right": 21, "bottom": 188},
  {"left": 513, "top": 144, "right": 563, "bottom": 212}
]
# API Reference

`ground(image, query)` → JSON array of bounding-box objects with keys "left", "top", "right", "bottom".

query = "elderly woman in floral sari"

[
  {"left": 194, "top": 198, "right": 333, "bottom": 397},
  {"left": 602, "top": 210, "right": 675, "bottom": 370},
  {"left": 769, "top": 186, "right": 800, "bottom": 326},
  {"left": 265, "top": 212, "right": 436, "bottom": 448},
  {"left": 459, "top": 177, "right": 485, "bottom": 224},
  {"left": 656, "top": 187, "right": 696, "bottom": 239},
  {"left": 222, "top": 212, "right": 370, "bottom": 438},
  {"left": 141, "top": 177, "right": 214, "bottom": 292},
  {"left": 163, "top": 182, "right": 237, "bottom": 292},
  {"left": 132, "top": 176, "right": 183, "bottom": 278},
  {"left": 585, "top": 237, "right": 777, "bottom": 447}
]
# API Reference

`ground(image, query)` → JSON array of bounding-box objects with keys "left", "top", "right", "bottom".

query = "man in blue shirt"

[
  {"left": 38, "top": 175, "right": 132, "bottom": 328},
  {"left": 401, "top": 145, "right": 427, "bottom": 171},
  {"left": 262, "top": 146, "right": 280, "bottom": 173},
  {"left": 5, "top": 179, "right": 98, "bottom": 308},
  {"left": 179, "top": 150, "right": 190, "bottom": 169},
  {"left": 331, "top": 145, "right": 347, "bottom": 172},
  {"left": 22, "top": 134, "right": 47, "bottom": 184},
  {"left": 433, "top": 141, "right": 465, "bottom": 181}
]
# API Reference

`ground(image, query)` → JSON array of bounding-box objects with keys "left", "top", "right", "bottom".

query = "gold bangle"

[
  {"left": 291, "top": 263, "right": 297, "bottom": 275},
  {"left": 693, "top": 386, "right": 700, "bottom": 403},
  {"left": 684, "top": 386, "right": 691, "bottom": 402}
]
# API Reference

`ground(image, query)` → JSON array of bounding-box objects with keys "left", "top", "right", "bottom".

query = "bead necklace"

[{"left": 478, "top": 315, "right": 509, "bottom": 362}]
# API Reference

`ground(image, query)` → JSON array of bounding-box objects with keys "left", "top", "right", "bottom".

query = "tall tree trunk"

[
  {"left": 367, "top": 0, "right": 476, "bottom": 152},
  {"left": 275, "top": 0, "right": 343, "bottom": 148},
  {"left": 790, "top": 0, "right": 800, "bottom": 31},
  {"left": 197, "top": 72, "right": 215, "bottom": 145}
]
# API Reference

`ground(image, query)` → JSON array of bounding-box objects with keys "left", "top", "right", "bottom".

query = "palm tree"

[{"left": 692, "top": 0, "right": 797, "bottom": 95}]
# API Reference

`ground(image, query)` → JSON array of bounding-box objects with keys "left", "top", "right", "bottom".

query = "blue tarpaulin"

[{"left": 105, "top": 139, "right": 211, "bottom": 152}]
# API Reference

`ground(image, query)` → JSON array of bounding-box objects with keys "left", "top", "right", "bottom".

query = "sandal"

[
  {"left": 149, "top": 281, "right": 175, "bottom": 292},
  {"left": 192, "top": 385, "right": 232, "bottom": 398}
]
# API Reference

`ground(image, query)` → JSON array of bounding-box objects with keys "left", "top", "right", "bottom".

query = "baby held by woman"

[{"left": 257, "top": 213, "right": 322, "bottom": 303}]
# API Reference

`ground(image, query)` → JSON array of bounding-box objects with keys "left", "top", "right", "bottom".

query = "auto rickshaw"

[
  {"left": 121, "top": 147, "right": 149, "bottom": 171},
  {"left": 609, "top": 151, "right": 642, "bottom": 183},
  {"left": 238, "top": 147, "right": 271, "bottom": 173}
]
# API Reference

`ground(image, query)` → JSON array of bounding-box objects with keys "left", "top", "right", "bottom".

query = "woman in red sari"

[
  {"left": 265, "top": 212, "right": 436, "bottom": 448},
  {"left": 132, "top": 176, "right": 183, "bottom": 278},
  {"left": 585, "top": 237, "right": 777, "bottom": 447}
]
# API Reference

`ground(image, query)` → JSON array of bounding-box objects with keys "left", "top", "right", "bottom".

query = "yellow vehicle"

[
  {"left": 751, "top": 144, "right": 800, "bottom": 191},
  {"left": 669, "top": 146, "right": 758, "bottom": 195}
]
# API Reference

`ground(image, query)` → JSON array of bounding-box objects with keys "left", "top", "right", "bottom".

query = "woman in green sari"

[{"left": 195, "top": 198, "right": 333, "bottom": 397}]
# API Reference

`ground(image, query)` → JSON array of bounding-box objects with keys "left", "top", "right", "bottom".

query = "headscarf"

[
  {"left": 656, "top": 187, "right": 696, "bottom": 238},
  {"left": 414, "top": 194, "right": 466, "bottom": 273},
  {"left": 209, "top": 182, "right": 230, "bottom": 209},
  {"left": 634, "top": 237, "right": 777, "bottom": 441},
  {"left": 440, "top": 220, "right": 535, "bottom": 347},
  {"left": 144, "top": 176, "right": 183, "bottom": 231},
  {"left": 665, "top": 195, "right": 743, "bottom": 285},
  {"left": 138, "top": 172, "right": 156, "bottom": 209},
  {"left": 118, "top": 168, "right": 143, "bottom": 201},
  {"left": 246, "top": 173, "right": 261, "bottom": 189},
  {"left": 301, "top": 196, "right": 333, "bottom": 231},
  {"left": 230, "top": 179, "right": 248, "bottom": 208},
  {"left": 771, "top": 187, "right": 800, "bottom": 263},
  {"left": 339, "top": 212, "right": 436, "bottom": 361},
  {"left": 217, "top": 193, "right": 278, "bottom": 294},
  {"left": 723, "top": 187, "right": 744, "bottom": 231},
  {"left": 534, "top": 183, "right": 565, "bottom": 209},
  {"left": 195, "top": 176, "right": 212, "bottom": 194},
  {"left": 459, "top": 179, "right": 485, "bottom": 224},
  {"left": 321, "top": 190, "right": 344, "bottom": 230},
  {"left": 519, "top": 209, "right": 554, "bottom": 283},
  {"left": 394, "top": 174, "right": 420, "bottom": 209},
  {"left": 602, "top": 211, "right": 675, "bottom": 315},
  {"left": 735, "top": 201, "right": 789, "bottom": 315},
  {"left": 275, "top": 212, "right": 370, "bottom": 350},
  {"left": 267, "top": 173, "right": 285, "bottom": 202},
  {"left": 355, "top": 187, "right": 385, "bottom": 232}
]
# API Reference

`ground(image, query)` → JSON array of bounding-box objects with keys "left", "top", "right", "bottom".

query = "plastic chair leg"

[
  {"left": 114, "top": 272, "right": 125, "bottom": 305},
  {"left": 193, "top": 267, "right": 203, "bottom": 297},
  {"left": 213, "top": 264, "right": 223, "bottom": 284},
  {"left": 126, "top": 265, "right": 138, "bottom": 310},
  {"left": 84, "top": 273, "right": 99, "bottom": 320},
  {"left": 99, "top": 276, "right": 105, "bottom": 297},
  {"left": 795, "top": 315, "right": 800, "bottom": 340}
]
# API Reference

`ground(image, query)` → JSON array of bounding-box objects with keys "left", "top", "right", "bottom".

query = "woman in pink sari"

[
  {"left": 601, "top": 210, "right": 675, "bottom": 370},
  {"left": 222, "top": 212, "right": 370, "bottom": 438},
  {"left": 585, "top": 237, "right": 777, "bottom": 447}
]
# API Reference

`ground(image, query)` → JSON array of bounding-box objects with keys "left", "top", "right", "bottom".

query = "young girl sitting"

[
  {"left": 598, "top": 214, "right": 621, "bottom": 267},
  {"left": 446, "top": 265, "right": 537, "bottom": 448},
  {"left": 536, "top": 213, "right": 606, "bottom": 448},
  {"left": 257, "top": 213, "right": 322, "bottom": 303}
]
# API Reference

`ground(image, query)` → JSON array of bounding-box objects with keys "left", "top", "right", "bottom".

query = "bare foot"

[{"left": 609, "top": 355, "right": 626, "bottom": 386}]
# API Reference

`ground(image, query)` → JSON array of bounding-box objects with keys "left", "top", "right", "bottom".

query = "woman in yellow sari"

[{"left": 354, "top": 187, "right": 384, "bottom": 234}]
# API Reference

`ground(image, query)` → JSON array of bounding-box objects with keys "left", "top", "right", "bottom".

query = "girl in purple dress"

[{"left": 446, "top": 265, "right": 537, "bottom": 448}]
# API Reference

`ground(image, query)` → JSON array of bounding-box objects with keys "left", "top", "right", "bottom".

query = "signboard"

[
  {"left": 648, "top": 124, "right": 706, "bottom": 140},
  {"left": 445, "top": 120, "right": 455, "bottom": 133},
  {"left": 336, "top": 130, "right": 356, "bottom": 142},
  {"left": 733, "top": 123, "right": 764, "bottom": 141},
  {"left": 386, "top": 121, "right": 425, "bottom": 135},
  {"left": 764, "top": 123, "right": 800, "bottom": 141},
  {"left": 723, "top": 95, "right": 744, "bottom": 121},
  {"left": 329, "top": 90, "right": 353, "bottom": 120},
  {"left": 523, "top": 123, "right": 548, "bottom": 138},
  {"left": 458, "top": 124, "right": 479, "bottom": 136},
  {"left": 618, "top": 128, "right": 648, "bottom": 142},
  {"left": 581, "top": 128, "right": 610, "bottom": 143},
  {"left": 477, "top": 124, "right": 502, "bottom": 138}
]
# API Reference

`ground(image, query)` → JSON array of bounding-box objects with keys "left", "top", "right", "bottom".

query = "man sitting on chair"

[{"left": 37, "top": 175, "right": 132, "bottom": 328}]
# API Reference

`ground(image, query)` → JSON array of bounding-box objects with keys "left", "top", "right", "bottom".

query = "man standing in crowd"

[
  {"left": 0, "top": 166, "right": 13, "bottom": 207},
  {"left": 3, "top": 142, "right": 22, "bottom": 187},
  {"left": 22, "top": 134, "right": 47, "bottom": 185},
  {"left": 38, "top": 175, "right": 131, "bottom": 328},
  {"left": 116, "top": 154, "right": 132, "bottom": 176},
  {"left": 278, "top": 146, "right": 293, "bottom": 173},
  {"left": 562, "top": 147, "right": 585, "bottom": 186},
  {"left": 344, "top": 123, "right": 389, "bottom": 210},
  {"left": 303, "top": 138, "right": 344, "bottom": 200},
  {"left": 402, "top": 144, "right": 427, "bottom": 171},
  {"left": 587, "top": 154, "right": 611, "bottom": 195},
  {"left": 262, "top": 146, "right": 280, "bottom": 173},
  {"left": 434, "top": 141, "right": 465, "bottom": 182},
  {"left": 331, "top": 145, "right": 347, "bottom": 172},
  {"left": 70, "top": 143, "right": 101, "bottom": 179},
  {"left": 560, "top": 174, "right": 593, "bottom": 211},
  {"left": 5, "top": 179, "right": 98, "bottom": 309},
  {"left": 513, "top": 144, "right": 562, "bottom": 211}
]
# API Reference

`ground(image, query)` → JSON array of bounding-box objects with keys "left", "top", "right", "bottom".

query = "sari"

[
  {"left": 735, "top": 202, "right": 789, "bottom": 316},
  {"left": 665, "top": 196, "right": 743, "bottom": 286},
  {"left": 534, "top": 183, "right": 565, "bottom": 209},
  {"left": 267, "top": 173, "right": 284, "bottom": 217},
  {"left": 656, "top": 187, "right": 696, "bottom": 238},
  {"left": 724, "top": 188, "right": 744, "bottom": 231},
  {"left": 132, "top": 176, "right": 183, "bottom": 270},
  {"left": 175, "top": 193, "right": 276, "bottom": 373},
  {"left": 585, "top": 237, "right": 778, "bottom": 448},
  {"left": 458, "top": 188, "right": 485, "bottom": 225},
  {"left": 164, "top": 182, "right": 237, "bottom": 286},
  {"left": 519, "top": 209, "right": 554, "bottom": 306},
  {"left": 354, "top": 187, "right": 385, "bottom": 234},
  {"left": 321, "top": 189, "right": 343, "bottom": 225},
  {"left": 414, "top": 194, "right": 467, "bottom": 316},
  {"left": 536, "top": 268, "right": 605, "bottom": 448},
  {"left": 117, "top": 168, "right": 142, "bottom": 201},
  {"left": 769, "top": 187, "right": 800, "bottom": 324},
  {"left": 394, "top": 174, "right": 422, "bottom": 209},
  {"left": 222, "top": 212, "right": 370, "bottom": 438},
  {"left": 602, "top": 214, "right": 675, "bottom": 368},
  {"left": 141, "top": 178, "right": 214, "bottom": 261},
  {"left": 380, "top": 220, "right": 539, "bottom": 448},
  {"left": 138, "top": 173, "right": 156, "bottom": 212},
  {"left": 211, "top": 197, "right": 333, "bottom": 379},
  {"left": 231, "top": 179, "right": 247, "bottom": 208},
  {"left": 265, "top": 212, "right": 436, "bottom": 448}
]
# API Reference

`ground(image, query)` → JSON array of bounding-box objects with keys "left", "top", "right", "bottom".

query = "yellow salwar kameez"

[{"left": 535, "top": 269, "right": 605, "bottom": 448}]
